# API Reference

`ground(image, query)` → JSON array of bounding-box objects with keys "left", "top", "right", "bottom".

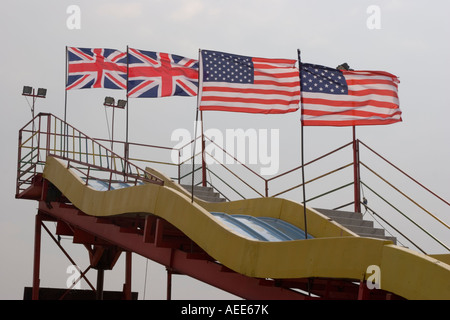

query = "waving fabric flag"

[
  {"left": 199, "top": 50, "right": 300, "bottom": 114},
  {"left": 127, "top": 48, "right": 199, "bottom": 98},
  {"left": 66, "top": 47, "right": 127, "bottom": 90},
  {"left": 300, "top": 63, "right": 401, "bottom": 126}
]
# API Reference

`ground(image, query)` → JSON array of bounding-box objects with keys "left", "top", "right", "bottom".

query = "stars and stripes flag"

[
  {"left": 300, "top": 63, "right": 401, "bottom": 126},
  {"left": 198, "top": 50, "right": 301, "bottom": 114},
  {"left": 127, "top": 48, "right": 199, "bottom": 98},
  {"left": 66, "top": 47, "right": 127, "bottom": 90}
]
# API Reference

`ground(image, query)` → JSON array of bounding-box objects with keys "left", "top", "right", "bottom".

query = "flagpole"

[
  {"left": 297, "top": 49, "right": 308, "bottom": 240},
  {"left": 200, "top": 110, "right": 207, "bottom": 187},
  {"left": 64, "top": 46, "right": 68, "bottom": 158},
  {"left": 125, "top": 45, "right": 129, "bottom": 176},
  {"left": 191, "top": 49, "right": 202, "bottom": 203}
]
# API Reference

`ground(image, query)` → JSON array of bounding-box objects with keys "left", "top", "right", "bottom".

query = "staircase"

[
  {"left": 181, "top": 184, "right": 226, "bottom": 203},
  {"left": 315, "top": 208, "right": 397, "bottom": 244}
]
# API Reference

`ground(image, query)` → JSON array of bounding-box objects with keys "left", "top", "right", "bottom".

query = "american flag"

[
  {"left": 66, "top": 47, "right": 127, "bottom": 90},
  {"left": 127, "top": 48, "right": 199, "bottom": 98},
  {"left": 300, "top": 63, "right": 401, "bottom": 126},
  {"left": 199, "top": 50, "right": 300, "bottom": 114}
]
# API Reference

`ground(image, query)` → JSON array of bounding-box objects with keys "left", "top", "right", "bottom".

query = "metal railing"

[
  {"left": 173, "top": 135, "right": 450, "bottom": 254},
  {"left": 16, "top": 113, "right": 163, "bottom": 197},
  {"left": 16, "top": 113, "right": 449, "bottom": 254}
]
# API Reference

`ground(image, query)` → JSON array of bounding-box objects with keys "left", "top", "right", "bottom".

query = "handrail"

[
  {"left": 16, "top": 113, "right": 164, "bottom": 198},
  {"left": 205, "top": 150, "right": 265, "bottom": 198},
  {"left": 361, "top": 161, "right": 450, "bottom": 230},
  {"left": 206, "top": 168, "right": 245, "bottom": 200},
  {"left": 363, "top": 204, "right": 425, "bottom": 254},
  {"left": 205, "top": 180, "right": 231, "bottom": 202},
  {"left": 306, "top": 182, "right": 354, "bottom": 204},
  {"left": 267, "top": 141, "right": 354, "bottom": 182},
  {"left": 270, "top": 163, "right": 353, "bottom": 198},
  {"left": 361, "top": 181, "right": 450, "bottom": 252},
  {"left": 204, "top": 136, "right": 266, "bottom": 181},
  {"left": 359, "top": 140, "right": 450, "bottom": 207}
]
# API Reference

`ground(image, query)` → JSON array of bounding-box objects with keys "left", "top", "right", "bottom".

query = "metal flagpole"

[
  {"left": 191, "top": 49, "right": 203, "bottom": 203},
  {"left": 64, "top": 46, "right": 68, "bottom": 158},
  {"left": 298, "top": 49, "right": 312, "bottom": 298},
  {"left": 200, "top": 110, "right": 207, "bottom": 187},
  {"left": 297, "top": 49, "right": 308, "bottom": 240},
  {"left": 125, "top": 45, "right": 130, "bottom": 176}
]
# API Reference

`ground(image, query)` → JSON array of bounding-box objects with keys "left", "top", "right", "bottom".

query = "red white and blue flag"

[
  {"left": 300, "top": 63, "right": 401, "bottom": 126},
  {"left": 66, "top": 47, "right": 127, "bottom": 90},
  {"left": 199, "top": 50, "right": 300, "bottom": 114},
  {"left": 127, "top": 48, "right": 199, "bottom": 98}
]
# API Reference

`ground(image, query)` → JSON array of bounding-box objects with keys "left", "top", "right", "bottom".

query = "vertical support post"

[
  {"left": 352, "top": 126, "right": 361, "bottom": 213},
  {"left": 32, "top": 214, "right": 42, "bottom": 300},
  {"left": 357, "top": 280, "right": 369, "bottom": 300},
  {"left": 111, "top": 104, "right": 115, "bottom": 153},
  {"left": 178, "top": 149, "right": 181, "bottom": 184},
  {"left": 96, "top": 269, "right": 104, "bottom": 300},
  {"left": 265, "top": 180, "right": 268, "bottom": 197},
  {"left": 200, "top": 111, "right": 207, "bottom": 187},
  {"left": 46, "top": 114, "right": 51, "bottom": 157},
  {"left": 16, "top": 127, "right": 23, "bottom": 196},
  {"left": 166, "top": 268, "right": 172, "bottom": 300},
  {"left": 123, "top": 251, "right": 132, "bottom": 300},
  {"left": 201, "top": 139, "right": 207, "bottom": 187}
]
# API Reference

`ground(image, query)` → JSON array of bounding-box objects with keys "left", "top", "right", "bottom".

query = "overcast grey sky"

[{"left": 1, "top": 0, "right": 449, "bottom": 300}]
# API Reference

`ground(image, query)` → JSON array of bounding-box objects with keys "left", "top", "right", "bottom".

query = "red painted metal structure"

[{"left": 17, "top": 112, "right": 448, "bottom": 300}]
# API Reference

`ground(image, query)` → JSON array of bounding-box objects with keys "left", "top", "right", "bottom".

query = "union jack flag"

[
  {"left": 127, "top": 48, "right": 198, "bottom": 98},
  {"left": 66, "top": 47, "right": 127, "bottom": 90}
]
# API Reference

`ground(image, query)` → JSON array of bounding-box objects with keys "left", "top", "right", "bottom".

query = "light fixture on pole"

[
  {"left": 103, "top": 97, "right": 127, "bottom": 152},
  {"left": 22, "top": 86, "right": 47, "bottom": 119}
]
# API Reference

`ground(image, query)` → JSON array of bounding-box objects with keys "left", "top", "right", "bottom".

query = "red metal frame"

[
  {"left": 20, "top": 174, "right": 403, "bottom": 300},
  {"left": 17, "top": 113, "right": 428, "bottom": 299}
]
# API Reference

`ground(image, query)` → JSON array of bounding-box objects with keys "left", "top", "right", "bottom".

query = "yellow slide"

[{"left": 43, "top": 156, "right": 450, "bottom": 300}]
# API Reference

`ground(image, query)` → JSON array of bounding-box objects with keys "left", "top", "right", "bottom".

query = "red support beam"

[
  {"left": 352, "top": 127, "right": 361, "bottom": 213},
  {"left": 123, "top": 251, "right": 132, "bottom": 300},
  {"left": 37, "top": 201, "right": 309, "bottom": 299},
  {"left": 35, "top": 200, "right": 404, "bottom": 300},
  {"left": 32, "top": 214, "right": 42, "bottom": 300}
]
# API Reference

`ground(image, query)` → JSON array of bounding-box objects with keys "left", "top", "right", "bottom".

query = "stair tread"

[
  {"left": 180, "top": 184, "right": 225, "bottom": 203},
  {"left": 314, "top": 208, "right": 397, "bottom": 244}
]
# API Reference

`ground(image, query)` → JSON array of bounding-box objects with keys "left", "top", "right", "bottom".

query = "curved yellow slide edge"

[{"left": 43, "top": 157, "right": 450, "bottom": 299}]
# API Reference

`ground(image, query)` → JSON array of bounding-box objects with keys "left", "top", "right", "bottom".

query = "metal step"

[
  {"left": 314, "top": 208, "right": 397, "bottom": 244},
  {"left": 181, "top": 184, "right": 226, "bottom": 203}
]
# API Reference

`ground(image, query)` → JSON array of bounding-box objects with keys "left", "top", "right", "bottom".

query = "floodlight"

[
  {"left": 117, "top": 100, "right": 127, "bottom": 108},
  {"left": 336, "top": 63, "right": 353, "bottom": 71},
  {"left": 22, "top": 86, "right": 33, "bottom": 95},
  {"left": 104, "top": 97, "right": 115, "bottom": 106},
  {"left": 37, "top": 88, "right": 47, "bottom": 97}
]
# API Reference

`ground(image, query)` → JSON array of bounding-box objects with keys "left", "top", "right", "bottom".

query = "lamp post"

[
  {"left": 103, "top": 97, "right": 126, "bottom": 152},
  {"left": 22, "top": 86, "right": 47, "bottom": 119}
]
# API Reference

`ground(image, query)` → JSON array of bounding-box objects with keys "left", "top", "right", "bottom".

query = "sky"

[{"left": 1, "top": 0, "right": 449, "bottom": 300}]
